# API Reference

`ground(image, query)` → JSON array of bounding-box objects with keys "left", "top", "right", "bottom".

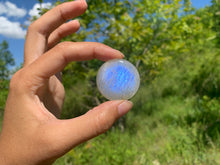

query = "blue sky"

[
  {"left": 0, "top": 0, "right": 52, "bottom": 66},
  {"left": 0, "top": 0, "right": 212, "bottom": 67}
]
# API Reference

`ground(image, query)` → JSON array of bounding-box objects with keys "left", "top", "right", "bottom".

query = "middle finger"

[{"left": 24, "top": 0, "right": 87, "bottom": 66}]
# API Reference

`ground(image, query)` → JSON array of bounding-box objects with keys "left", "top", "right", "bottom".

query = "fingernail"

[
  {"left": 120, "top": 52, "right": 125, "bottom": 58},
  {"left": 118, "top": 101, "right": 133, "bottom": 117},
  {"left": 117, "top": 50, "right": 124, "bottom": 58},
  {"left": 112, "top": 49, "right": 124, "bottom": 58}
]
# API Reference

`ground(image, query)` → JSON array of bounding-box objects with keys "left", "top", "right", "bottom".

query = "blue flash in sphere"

[{"left": 96, "top": 59, "right": 140, "bottom": 100}]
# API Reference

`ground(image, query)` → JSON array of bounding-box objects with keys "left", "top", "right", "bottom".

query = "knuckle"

[
  {"left": 55, "top": 29, "right": 64, "bottom": 40},
  {"left": 55, "top": 42, "right": 66, "bottom": 56},
  {"left": 9, "top": 69, "right": 23, "bottom": 91},
  {"left": 27, "top": 20, "right": 47, "bottom": 37},
  {"left": 56, "top": 41, "right": 68, "bottom": 49},
  {"left": 55, "top": 42, "right": 70, "bottom": 63},
  {"left": 27, "top": 22, "right": 37, "bottom": 34},
  {"left": 9, "top": 69, "right": 32, "bottom": 93},
  {"left": 53, "top": 42, "right": 64, "bottom": 55},
  {"left": 57, "top": 5, "right": 66, "bottom": 22}
]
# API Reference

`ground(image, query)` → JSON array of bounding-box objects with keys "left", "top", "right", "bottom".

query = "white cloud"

[
  {"left": 0, "top": 16, "right": 26, "bottom": 39},
  {"left": 0, "top": 1, "right": 27, "bottom": 18},
  {"left": 29, "top": 2, "right": 52, "bottom": 18},
  {"left": 0, "top": 2, "right": 52, "bottom": 39},
  {"left": 0, "top": 3, "right": 7, "bottom": 15}
]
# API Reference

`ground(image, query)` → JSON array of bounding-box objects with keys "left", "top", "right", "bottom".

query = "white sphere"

[{"left": 96, "top": 59, "right": 140, "bottom": 100}]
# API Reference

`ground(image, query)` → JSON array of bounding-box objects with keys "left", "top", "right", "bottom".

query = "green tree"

[
  {"left": 37, "top": 0, "right": 216, "bottom": 117},
  {"left": 0, "top": 40, "right": 14, "bottom": 80},
  {"left": 211, "top": 0, "right": 220, "bottom": 45},
  {"left": 59, "top": 0, "right": 213, "bottom": 82},
  {"left": 0, "top": 40, "right": 14, "bottom": 109},
  {"left": 61, "top": 0, "right": 213, "bottom": 95}
]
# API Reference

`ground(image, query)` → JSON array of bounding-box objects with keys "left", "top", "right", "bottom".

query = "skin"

[{"left": 0, "top": 1, "right": 133, "bottom": 165}]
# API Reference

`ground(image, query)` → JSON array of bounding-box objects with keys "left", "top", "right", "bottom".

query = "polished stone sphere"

[{"left": 96, "top": 59, "right": 140, "bottom": 100}]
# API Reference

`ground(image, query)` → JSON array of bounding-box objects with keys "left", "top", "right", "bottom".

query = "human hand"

[{"left": 0, "top": 1, "right": 133, "bottom": 164}]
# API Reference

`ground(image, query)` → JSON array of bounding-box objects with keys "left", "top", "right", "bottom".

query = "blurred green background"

[{"left": 1, "top": 0, "right": 220, "bottom": 164}]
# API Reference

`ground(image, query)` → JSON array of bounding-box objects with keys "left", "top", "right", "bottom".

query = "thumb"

[{"left": 50, "top": 100, "right": 132, "bottom": 153}]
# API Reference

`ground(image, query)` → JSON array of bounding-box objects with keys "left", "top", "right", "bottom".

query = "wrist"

[
  {"left": 0, "top": 139, "right": 25, "bottom": 165},
  {"left": 0, "top": 146, "right": 8, "bottom": 165},
  {"left": 0, "top": 142, "right": 54, "bottom": 165}
]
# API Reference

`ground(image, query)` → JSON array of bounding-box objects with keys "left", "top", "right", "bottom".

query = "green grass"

[
  {"left": 54, "top": 95, "right": 220, "bottom": 165},
  {"left": 0, "top": 94, "right": 219, "bottom": 164}
]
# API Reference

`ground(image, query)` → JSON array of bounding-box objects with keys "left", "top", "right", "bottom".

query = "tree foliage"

[
  {"left": 36, "top": 0, "right": 218, "bottom": 116},
  {"left": 0, "top": 40, "right": 14, "bottom": 109},
  {"left": 59, "top": 0, "right": 215, "bottom": 108},
  {"left": 211, "top": 0, "right": 220, "bottom": 45},
  {"left": 0, "top": 40, "right": 14, "bottom": 80},
  {"left": 53, "top": 0, "right": 215, "bottom": 80}
]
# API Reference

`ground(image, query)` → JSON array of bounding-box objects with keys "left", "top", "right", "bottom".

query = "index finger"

[
  {"left": 26, "top": 42, "right": 124, "bottom": 87},
  {"left": 24, "top": 0, "right": 87, "bottom": 66}
]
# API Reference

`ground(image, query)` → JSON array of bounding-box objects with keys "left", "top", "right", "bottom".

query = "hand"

[{"left": 0, "top": 1, "right": 133, "bottom": 164}]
